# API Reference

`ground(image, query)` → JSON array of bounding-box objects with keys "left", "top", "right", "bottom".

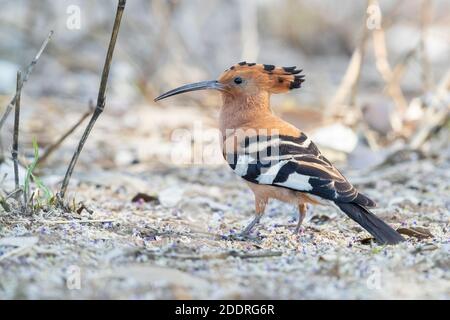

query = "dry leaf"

[
  {"left": 397, "top": 227, "right": 434, "bottom": 239},
  {"left": 131, "top": 192, "right": 159, "bottom": 203}
]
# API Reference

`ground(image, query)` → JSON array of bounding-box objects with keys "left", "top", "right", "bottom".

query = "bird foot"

[{"left": 293, "top": 224, "right": 305, "bottom": 235}]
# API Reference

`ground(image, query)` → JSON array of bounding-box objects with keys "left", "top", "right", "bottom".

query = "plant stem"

[
  {"left": 58, "top": 0, "right": 126, "bottom": 199},
  {"left": 37, "top": 103, "right": 93, "bottom": 166},
  {"left": 12, "top": 71, "right": 22, "bottom": 196},
  {"left": 0, "top": 30, "right": 53, "bottom": 131}
]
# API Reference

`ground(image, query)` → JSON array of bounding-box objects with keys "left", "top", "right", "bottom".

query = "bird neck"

[{"left": 219, "top": 91, "right": 272, "bottom": 133}]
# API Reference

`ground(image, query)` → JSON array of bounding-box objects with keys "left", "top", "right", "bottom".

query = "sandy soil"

[{"left": 0, "top": 104, "right": 449, "bottom": 299}]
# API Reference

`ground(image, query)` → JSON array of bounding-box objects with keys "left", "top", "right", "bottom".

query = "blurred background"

[
  {"left": 0, "top": 0, "right": 449, "bottom": 179},
  {"left": 0, "top": 0, "right": 449, "bottom": 300}
]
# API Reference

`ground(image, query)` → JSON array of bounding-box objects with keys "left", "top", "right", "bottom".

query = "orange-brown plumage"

[{"left": 155, "top": 61, "right": 404, "bottom": 245}]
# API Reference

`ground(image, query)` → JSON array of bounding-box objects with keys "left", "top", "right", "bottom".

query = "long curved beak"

[{"left": 154, "top": 80, "right": 225, "bottom": 102}]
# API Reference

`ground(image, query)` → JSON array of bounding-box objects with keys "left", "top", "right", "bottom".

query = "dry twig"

[
  {"left": 373, "top": 25, "right": 408, "bottom": 115},
  {"left": 12, "top": 72, "right": 22, "bottom": 195},
  {"left": 0, "top": 30, "right": 53, "bottom": 131},
  {"left": 141, "top": 250, "right": 283, "bottom": 261},
  {"left": 0, "top": 244, "right": 32, "bottom": 262},
  {"left": 419, "top": 0, "right": 433, "bottom": 92},
  {"left": 328, "top": 0, "right": 402, "bottom": 113},
  {"left": 58, "top": 0, "right": 126, "bottom": 199},
  {"left": 43, "top": 219, "right": 115, "bottom": 225},
  {"left": 328, "top": 25, "right": 369, "bottom": 113},
  {"left": 409, "top": 70, "right": 450, "bottom": 149},
  {"left": 37, "top": 102, "right": 94, "bottom": 165}
]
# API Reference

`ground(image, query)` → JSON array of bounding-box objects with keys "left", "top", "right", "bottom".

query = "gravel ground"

[
  {"left": 0, "top": 104, "right": 448, "bottom": 299},
  {"left": 0, "top": 0, "right": 448, "bottom": 300},
  {"left": 0, "top": 152, "right": 449, "bottom": 299}
]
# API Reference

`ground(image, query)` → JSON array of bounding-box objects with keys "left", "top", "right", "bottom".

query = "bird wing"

[{"left": 226, "top": 133, "right": 376, "bottom": 207}]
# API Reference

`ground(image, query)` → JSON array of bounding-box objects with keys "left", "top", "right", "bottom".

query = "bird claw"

[
  {"left": 221, "top": 215, "right": 262, "bottom": 241},
  {"left": 293, "top": 225, "right": 305, "bottom": 235}
]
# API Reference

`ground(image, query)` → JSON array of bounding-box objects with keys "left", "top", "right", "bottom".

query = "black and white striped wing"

[{"left": 227, "top": 133, "right": 375, "bottom": 208}]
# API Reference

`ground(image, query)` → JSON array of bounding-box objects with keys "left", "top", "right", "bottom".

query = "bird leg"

[
  {"left": 294, "top": 203, "right": 308, "bottom": 234},
  {"left": 241, "top": 215, "right": 261, "bottom": 235},
  {"left": 240, "top": 196, "right": 267, "bottom": 237}
]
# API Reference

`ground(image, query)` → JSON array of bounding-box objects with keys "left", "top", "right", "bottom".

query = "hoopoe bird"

[{"left": 155, "top": 62, "right": 405, "bottom": 245}]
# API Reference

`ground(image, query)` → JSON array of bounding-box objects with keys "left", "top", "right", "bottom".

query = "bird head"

[{"left": 154, "top": 62, "right": 304, "bottom": 102}]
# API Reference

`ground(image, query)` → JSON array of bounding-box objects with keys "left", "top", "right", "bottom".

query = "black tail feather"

[{"left": 336, "top": 202, "right": 405, "bottom": 245}]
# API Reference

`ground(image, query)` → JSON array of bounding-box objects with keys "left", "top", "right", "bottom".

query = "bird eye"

[{"left": 234, "top": 77, "right": 243, "bottom": 85}]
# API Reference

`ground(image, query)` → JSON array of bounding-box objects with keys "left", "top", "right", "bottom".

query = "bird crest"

[{"left": 218, "top": 61, "right": 305, "bottom": 94}]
